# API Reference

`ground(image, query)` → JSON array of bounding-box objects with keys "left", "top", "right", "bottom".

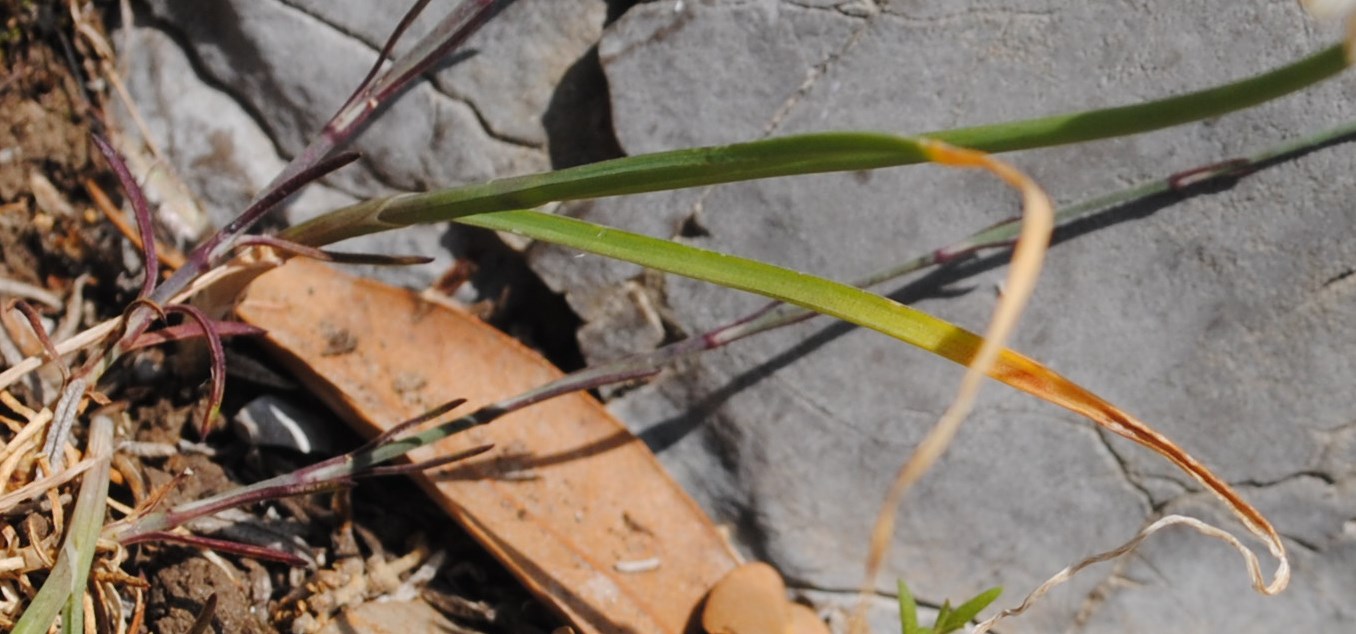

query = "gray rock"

[
  {"left": 121, "top": 0, "right": 606, "bottom": 288},
  {"left": 542, "top": 0, "right": 1356, "bottom": 631},
  {"left": 114, "top": 24, "right": 356, "bottom": 239}
]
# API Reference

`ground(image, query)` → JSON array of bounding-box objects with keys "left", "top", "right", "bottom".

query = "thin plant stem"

[
  {"left": 162, "top": 305, "right": 226, "bottom": 436},
  {"left": 92, "top": 135, "right": 158, "bottom": 298},
  {"left": 10, "top": 301, "right": 63, "bottom": 379},
  {"left": 146, "top": 1, "right": 505, "bottom": 308},
  {"left": 123, "top": 532, "right": 309, "bottom": 567}
]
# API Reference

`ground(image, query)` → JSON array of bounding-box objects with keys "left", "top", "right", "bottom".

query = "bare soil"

[{"left": 1, "top": 4, "right": 561, "bottom": 632}]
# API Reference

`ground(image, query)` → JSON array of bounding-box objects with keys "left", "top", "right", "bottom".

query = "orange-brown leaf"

[{"left": 236, "top": 259, "right": 740, "bottom": 633}]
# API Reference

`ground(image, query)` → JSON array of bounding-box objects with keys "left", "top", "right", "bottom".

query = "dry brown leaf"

[{"left": 236, "top": 258, "right": 740, "bottom": 634}]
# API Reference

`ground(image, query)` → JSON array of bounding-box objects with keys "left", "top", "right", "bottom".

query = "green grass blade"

[
  {"left": 283, "top": 132, "right": 933, "bottom": 245},
  {"left": 935, "top": 587, "right": 1003, "bottom": 633},
  {"left": 898, "top": 579, "right": 922, "bottom": 634},
  {"left": 14, "top": 413, "right": 113, "bottom": 634},
  {"left": 928, "top": 45, "right": 1346, "bottom": 152},
  {"left": 458, "top": 210, "right": 986, "bottom": 363},
  {"left": 284, "top": 45, "right": 1346, "bottom": 247},
  {"left": 933, "top": 600, "right": 954, "bottom": 633}
]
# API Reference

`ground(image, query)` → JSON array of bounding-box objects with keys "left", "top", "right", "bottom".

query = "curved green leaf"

[
  {"left": 460, "top": 209, "right": 980, "bottom": 359},
  {"left": 283, "top": 44, "right": 1347, "bottom": 247},
  {"left": 457, "top": 211, "right": 1290, "bottom": 593}
]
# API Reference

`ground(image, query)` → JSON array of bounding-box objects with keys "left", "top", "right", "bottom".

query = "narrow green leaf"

[
  {"left": 457, "top": 210, "right": 982, "bottom": 362},
  {"left": 14, "top": 414, "right": 113, "bottom": 634},
  {"left": 935, "top": 587, "right": 1003, "bottom": 633},
  {"left": 934, "top": 599, "right": 954, "bottom": 633},
  {"left": 899, "top": 579, "right": 921, "bottom": 634},
  {"left": 928, "top": 45, "right": 1346, "bottom": 153},
  {"left": 285, "top": 45, "right": 1347, "bottom": 248}
]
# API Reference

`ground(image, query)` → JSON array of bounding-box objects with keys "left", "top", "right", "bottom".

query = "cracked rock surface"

[
  {"left": 574, "top": 0, "right": 1356, "bottom": 631},
  {"left": 123, "top": 0, "right": 606, "bottom": 287},
  {"left": 122, "top": 0, "right": 1356, "bottom": 631}
]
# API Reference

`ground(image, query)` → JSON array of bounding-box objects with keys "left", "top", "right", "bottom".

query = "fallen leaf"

[{"left": 236, "top": 258, "right": 740, "bottom": 634}]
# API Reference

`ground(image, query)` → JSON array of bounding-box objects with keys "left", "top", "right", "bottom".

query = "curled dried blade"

[
  {"left": 1300, "top": 0, "right": 1356, "bottom": 60},
  {"left": 163, "top": 305, "right": 226, "bottom": 436},
  {"left": 988, "top": 351, "right": 1290, "bottom": 594},
  {"left": 852, "top": 141, "right": 1053, "bottom": 633},
  {"left": 111, "top": 297, "right": 168, "bottom": 360},
  {"left": 92, "top": 134, "right": 158, "bottom": 298},
  {"left": 973, "top": 515, "right": 1284, "bottom": 633},
  {"left": 124, "top": 296, "right": 167, "bottom": 322}
]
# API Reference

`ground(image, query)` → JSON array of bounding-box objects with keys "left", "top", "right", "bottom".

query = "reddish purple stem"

[
  {"left": 149, "top": 1, "right": 509, "bottom": 308},
  {"left": 9, "top": 300, "right": 64, "bottom": 378},
  {"left": 92, "top": 135, "right": 159, "bottom": 298},
  {"left": 163, "top": 305, "right": 226, "bottom": 436},
  {"left": 340, "top": 0, "right": 435, "bottom": 115},
  {"left": 123, "top": 531, "right": 311, "bottom": 567},
  {"left": 359, "top": 443, "right": 493, "bottom": 477},
  {"left": 125, "top": 321, "right": 265, "bottom": 352},
  {"left": 1168, "top": 158, "right": 1253, "bottom": 191}
]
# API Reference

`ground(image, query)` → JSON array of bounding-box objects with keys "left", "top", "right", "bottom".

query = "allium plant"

[{"left": 5, "top": 0, "right": 1356, "bottom": 631}]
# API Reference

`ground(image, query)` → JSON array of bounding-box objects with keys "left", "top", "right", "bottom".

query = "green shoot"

[
  {"left": 12, "top": 412, "right": 113, "bottom": 634},
  {"left": 899, "top": 579, "right": 1002, "bottom": 634}
]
